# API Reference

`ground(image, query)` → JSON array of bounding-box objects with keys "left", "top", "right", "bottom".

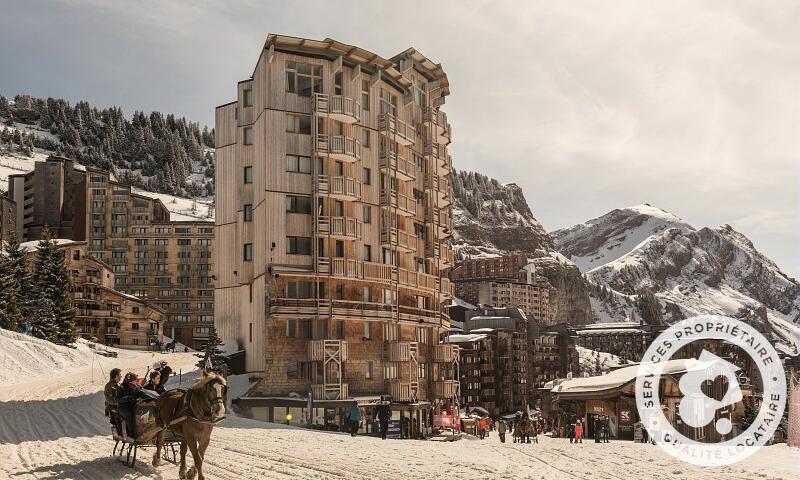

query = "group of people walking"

[
  {"left": 103, "top": 362, "right": 173, "bottom": 439},
  {"left": 563, "top": 414, "right": 611, "bottom": 444}
]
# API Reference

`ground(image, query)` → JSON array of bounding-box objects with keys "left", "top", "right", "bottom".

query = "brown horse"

[{"left": 153, "top": 371, "right": 227, "bottom": 480}]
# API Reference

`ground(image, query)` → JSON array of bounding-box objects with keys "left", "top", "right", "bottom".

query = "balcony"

[
  {"left": 315, "top": 134, "right": 361, "bottom": 163},
  {"left": 425, "top": 207, "right": 452, "bottom": 237},
  {"left": 379, "top": 113, "right": 415, "bottom": 146},
  {"left": 316, "top": 215, "right": 362, "bottom": 240},
  {"left": 441, "top": 277, "right": 453, "bottom": 299},
  {"left": 380, "top": 226, "right": 415, "bottom": 252},
  {"left": 433, "top": 380, "right": 459, "bottom": 399},
  {"left": 387, "top": 380, "right": 419, "bottom": 402},
  {"left": 432, "top": 344, "right": 458, "bottom": 363},
  {"left": 314, "top": 93, "right": 361, "bottom": 124},
  {"left": 317, "top": 257, "right": 363, "bottom": 279},
  {"left": 106, "top": 327, "right": 118, "bottom": 335},
  {"left": 424, "top": 107, "right": 452, "bottom": 145},
  {"left": 379, "top": 148, "right": 415, "bottom": 182},
  {"left": 380, "top": 190, "right": 416, "bottom": 217},
  {"left": 312, "top": 383, "right": 349, "bottom": 401},
  {"left": 385, "top": 341, "right": 417, "bottom": 362},
  {"left": 308, "top": 339, "right": 349, "bottom": 362},
  {"left": 316, "top": 174, "right": 361, "bottom": 201},
  {"left": 424, "top": 140, "right": 444, "bottom": 162}
]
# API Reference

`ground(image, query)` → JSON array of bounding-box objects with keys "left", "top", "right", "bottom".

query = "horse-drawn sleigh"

[{"left": 110, "top": 371, "right": 227, "bottom": 480}]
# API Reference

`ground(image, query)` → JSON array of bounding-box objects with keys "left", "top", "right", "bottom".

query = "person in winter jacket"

[
  {"left": 104, "top": 368, "right": 122, "bottom": 432},
  {"left": 345, "top": 402, "right": 362, "bottom": 437},
  {"left": 114, "top": 372, "right": 157, "bottom": 438},
  {"left": 375, "top": 402, "right": 391, "bottom": 439},
  {"left": 574, "top": 420, "right": 584, "bottom": 444},
  {"left": 143, "top": 371, "right": 163, "bottom": 394},
  {"left": 594, "top": 416, "right": 602, "bottom": 443},
  {"left": 498, "top": 420, "right": 507, "bottom": 443},
  {"left": 602, "top": 416, "right": 611, "bottom": 443}
]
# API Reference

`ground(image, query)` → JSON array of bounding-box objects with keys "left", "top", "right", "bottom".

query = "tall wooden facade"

[{"left": 215, "top": 35, "right": 457, "bottom": 404}]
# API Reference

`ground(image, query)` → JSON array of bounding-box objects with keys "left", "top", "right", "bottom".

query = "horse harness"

[{"left": 161, "top": 379, "right": 227, "bottom": 429}]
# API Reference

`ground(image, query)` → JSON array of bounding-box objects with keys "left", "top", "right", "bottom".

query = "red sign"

[{"left": 433, "top": 414, "right": 460, "bottom": 430}]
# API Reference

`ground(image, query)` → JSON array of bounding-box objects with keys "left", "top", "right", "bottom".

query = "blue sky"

[{"left": 1, "top": 0, "right": 797, "bottom": 276}]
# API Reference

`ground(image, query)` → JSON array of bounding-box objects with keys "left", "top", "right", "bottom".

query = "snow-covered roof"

[
  {"left": 18, "top": 238, "right": 81, "bottom": 252},
  {"left": 447, "top": 333, "right": 488, "bottom": 344},
  {"left": 450, "top": 297, "right": 477, "bottom": 310},
  {"left": 577, "top": 328, "right": 641, "bottom": 335},
  {"left": 552, "top": 358, "right": 739, "bottom": 395}
]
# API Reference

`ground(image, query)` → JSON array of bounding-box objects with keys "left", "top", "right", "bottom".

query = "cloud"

[{"left": 1, "top": 0, "right": 797, "bottom": 275}]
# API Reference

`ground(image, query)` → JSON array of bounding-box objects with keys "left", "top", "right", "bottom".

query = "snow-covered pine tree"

[
  {"left": 4, "top": 230, "right": 32, "bottom": 322},
  {"left": 0, "top": 250, "right": 22, "bottom": 330},
  {"left": 30, "top": 296, "right": 58, "bottom": 342},
  {"left": 197, "top": 325, "right": 227, "bottom": 371},
  {"left": 30, "top": 228, "right": 77, "bottom": 345}
]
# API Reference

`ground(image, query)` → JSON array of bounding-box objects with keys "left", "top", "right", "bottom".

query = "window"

[
  {"left": 362, "top": 128, "right": 370, "bottom": 147},
  {"left": 175, "top": 227, "right": 190, "bottom": 234},
  {"left": 335, "top": 283, "right": 344, "bottom": 299},
  {"left": 244, "top": 127, "right": 254, "bottom": 145},
  {"left": 416, "top": 326, "right": 428, "bottom": 344},
  {"left": 287, "top": 236, "right": 312, "bottom": 255},
  {"left": 244, "top": 204, "right": 253, "bottom": 222},
  {"left": 414, "top": 223, "right": 425, "bottom": 239},
  {"left": 418, "top": 362, "right": 427, "bottom": 379},
  {"left": 178, "top": 251, "right": 190, "bottom": 258},
  {"left": 156, "top": 239, "right": 168, "bottom": 246},
  {"left": 199, "top": 227, "right": 213, "bottom": 234},
  {"left": 363, "top": 286, "right": 371, "bottom": 302},
  {"left": 362, "top": 205, "right": 371, "bottom": 224},
  {"left": 243, "top": 88, "right": 253, "bottom": 107},
  {"left": 362, "top": 167, "right": 371, "bottom": 185},
  {"left": 243, "top": 166, "right": 253, "bottom": 184},
  {"left": 415, "top": 154, "right": 424, "bottom": 171},
  {"left": 334, "top": 71, "right": 343, "bottom": 95},
  {"left": 177, "top": 239, "right": 191, "bottom": 246},
  {"left": 285, "top": 195, "right": 312, "bottom": 214},
  {"left": 285, "top": 281, "right": 313, "bottom": 299},
  {"left": 285, "top": 113, "right": 312, "bottom": 134},
  {"left": 383, "top": 363, "right": 398, "bottom": 380},
  {"left": 198, "top": 239, "right": 211, "bottom": 246},
  {"left": 363, "top": 244, "right": 372, "bottom": 262},
  {"left": 361, "top": 79, "right": 370, "bottom": 111},
  {"left": 364, "top": 322, "right": 372, "bottom": 340},
  {"left": 383, "top": 323, "right": 398, "bottom": 342},
  {"left": 286, "top": 154, "right": 312, "bottom": 173},
  {"left": 335, "top": 320, "right": 344, "bottom": 339},
  {"left": 135, "top": 239, "right": 148, "bottom": 246},
  {"left": 334, "top": 240, "right": 344, "bottom": 258},
  {"left": 285, "top": 61, "right": 322, "bottom": 97},
  {"left": 132, "top": 323, "right": 139, "bottom": 330},
  {"left": 243, "top": 243, "right": 253, "bottom": 261},
  {"left": 365, "top": 361, "right": 373, "bottom": 379}
]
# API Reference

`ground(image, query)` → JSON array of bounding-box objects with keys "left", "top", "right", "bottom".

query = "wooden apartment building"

[
  {"left": 215, "top": 34, "right": 457, "bottom": 412},
  {"left": 7, "top": 156, "right": 215, "bottom": 349},
  {"left": 20, "top": 239, "right": 164, "bottom": 349}
]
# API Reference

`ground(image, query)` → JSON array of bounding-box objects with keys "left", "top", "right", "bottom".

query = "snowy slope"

[
  {"left": 0, "top": 150, "right": 49, "bottom": 191},
  {"left": 576, "top": 345, "right": 630, "bottom": 376},
  {"left": 551, "top": 204, "right": 693, "bottom": 273},
  {"left": 555, "top": 205, "right": 800, "bottom": 355}
]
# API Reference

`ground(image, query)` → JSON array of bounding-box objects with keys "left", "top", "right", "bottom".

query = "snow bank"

[{"left": 0, "top": 328, "right": 113, "bottom": 385}]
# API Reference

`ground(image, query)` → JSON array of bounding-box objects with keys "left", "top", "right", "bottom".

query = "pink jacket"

[{"left": 575, "top": 423, "right": 584, "bottom": 438}]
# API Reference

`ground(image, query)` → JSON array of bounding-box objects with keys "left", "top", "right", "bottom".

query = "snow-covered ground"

[
  {"left": 1, "top": 331, "right": 798, "bottom": 479},
  {"left": 576, "top": 345, "right": 630, "bottom": 375}
]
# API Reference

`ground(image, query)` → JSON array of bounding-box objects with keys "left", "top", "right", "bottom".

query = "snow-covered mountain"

[
  {"left": 450, "top": 171, "right": 593, "bottom": 325},
  {"left": 553, "top": 206, "right": 800, "bottom": 355}
]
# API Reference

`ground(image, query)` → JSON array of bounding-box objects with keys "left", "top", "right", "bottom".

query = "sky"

[{"left": 1, "top": 0, "right": 798, "bottom": 276}]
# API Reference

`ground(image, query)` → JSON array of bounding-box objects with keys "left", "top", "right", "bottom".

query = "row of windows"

[{"left": 132, "top": 239, "right": 212, "bottom": 246}]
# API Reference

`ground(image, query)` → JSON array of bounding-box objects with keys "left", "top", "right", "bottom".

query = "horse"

[
  {"left": 164, "top": 340, "right": 176, "bottom": 353},
  {"left": 153, "top": 371, "right": 227, "bottom": 480},
  {"left": 513, "top": 416, "right": 535, "bottom": 444}
]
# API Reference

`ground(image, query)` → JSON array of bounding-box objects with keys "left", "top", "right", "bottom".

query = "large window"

[
  {"left": 243, "top": 243, "right": 253, "bottom": 261},
  {"left": 286, "top": 61, "right": 322, "bottom": 97},
  {"left": 286, "top": 236, "right": 312, "bottom": 255},
  {"left": 285, "top": 281, "right": 313, "bottom": 298},
  {"left": 286, "top": 154, "right": 312, "bottom": 173},
  {"left": 244, "top": 127, "right": 254, "bottom": 145},
  {"left": 242, "top": 88, "right": 253, "bottom": 107},
  {"left": 243, "top": 166, "right": 253, "bottom": 184},
  {"left": 285, "top": 195, "right": 312, "bottom": 214},
  {"left": 286, "top": 113, "right": 312, "bottom": 134},
  {"left": 361, "top": 79, "right": 370, "bottom": 111}
]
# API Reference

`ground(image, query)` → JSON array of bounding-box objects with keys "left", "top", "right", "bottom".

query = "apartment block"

[
  {"left": 8, "top": 156, "right": 215, "bottom": 349},
  {"left": 215, "top": 34, "right": 457, "bottom": 418},
  {"left": 450, "top": 254, "right": 553, "bottom": 325},
  {"left": 20, "top": 239, "right": 164, "bottom": 349}
]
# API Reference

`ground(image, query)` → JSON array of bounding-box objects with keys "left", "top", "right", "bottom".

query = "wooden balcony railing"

[
  {"left": 387, "top": 380, "right": 419, "bottom": 402},
  {"left": 433, "top": 380, "right": 459, "bottom": 398},
  {"left": 380, "top": 191, "right": 416, "bottom": 217},
  {"left": 316, "top": 174, "right": 361, "bottom": 201},
  {"left": 308, "top": 339, "right": 348, "bottom": 362},
  {"left": 314, "top": 93, "right": 361, "bottom": 123},
  {"left": 379, "top": 113, "right": 415, "bottom": 146},
  {"left": 316, "top": 215, "right": 362, "bottom": 240},
  {"left": 316, "top": 134, "right": 361, "bottom": 162}
]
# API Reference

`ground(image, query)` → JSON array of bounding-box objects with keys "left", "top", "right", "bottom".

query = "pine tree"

[
  {"left": 0, "top": 251, "right": 22, "bottom": 330},
  {"left": 197, "top": 325, "right": 227, "bottom": 371},
  {"left": 4, "top": 231, "right": 31, "bottom": 322},
  {"left": 30, "top": 228, "right": 77, "bottom": 345}
]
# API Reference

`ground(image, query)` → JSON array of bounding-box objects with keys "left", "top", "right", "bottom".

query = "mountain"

[
  {"left": 553, "top": 206, "right": 800, "bottom": 355},
  {"left": 450, "top": 171, "right": 593, "bottom": 325},
  {"left": 0, "top": 94, "right": 215, "bottom": 197}
]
